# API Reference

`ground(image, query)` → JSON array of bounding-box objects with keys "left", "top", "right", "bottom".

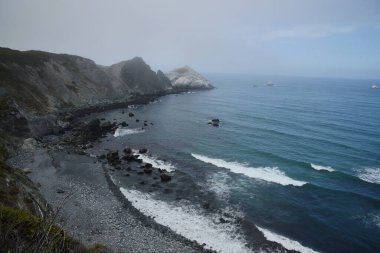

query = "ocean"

[{"left": 90, "top": 74, "right": 380, "bottom": 253}]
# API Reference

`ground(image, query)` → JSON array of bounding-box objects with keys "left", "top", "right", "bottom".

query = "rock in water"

[
  {"left": 139, "top": 148, "right": 148, "bottom": 154},
  {"left": 144, "top": 168, "right": 153, "bottom": 174},
  {"left": 165, "top": 66, "right": 214, "bottom": 90},
  {"left": 123, "top": 146, "right": 132, "bottom": 154},
  {"left": 160, "top": 173, "right": 172, "bottom": 182}
]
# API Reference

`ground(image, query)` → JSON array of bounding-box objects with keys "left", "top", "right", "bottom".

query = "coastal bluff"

[
  {"left": 0, "top": 47, "right": 212, "bottom": 138},
  {"left": 0, "top": 47, "right": 214, "bottom": 253}
]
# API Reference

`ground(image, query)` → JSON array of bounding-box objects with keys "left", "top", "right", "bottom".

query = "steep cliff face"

[
  {"left": 0, "top": 48, "right": 172, "bottom": 116},
  {"left": 165, "top": 66, "right": 213, "bottom": 90},
  {"left": 105, "top": 57, "right": 173, "bottom": 95},
  {"left": 0, "top": 47, "right": 173, "bottom": 137}
]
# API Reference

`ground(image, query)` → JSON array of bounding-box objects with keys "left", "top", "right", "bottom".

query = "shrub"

[{"left": 0, "top": 205, "right": 86, "bottom": 253}]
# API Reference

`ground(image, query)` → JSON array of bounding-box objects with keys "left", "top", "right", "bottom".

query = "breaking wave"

[
  {"left": 137, "top": 153, "right": 176, "bottom": 172},
  {"left": 310, "top": 163, "right": 335, "bottom": 172},
  {"left": 192, "top": 154, "right": 306, "bottom": 186},
  {"left": 120, "top": 188, "right": 251, "bottom": 253},
  {"left": 257, "top": 226, "right": 320, "bottom": 253},
  {"left": 113, "top": 128, "right": 145, "bottom": 137},
  {"left": 356, "top": 167, "right": 380, "bottom": 184}
]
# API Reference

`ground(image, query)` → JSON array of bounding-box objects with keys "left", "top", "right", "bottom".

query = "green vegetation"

[
  {"left": 0, "top": 47, "right": 50, "bottom": 67},
  {"left": 0, "top": 204, "right": 115, "bottom": 252},
  {"left": 0, "top": 204, "right": 86, "bottom": 253}
]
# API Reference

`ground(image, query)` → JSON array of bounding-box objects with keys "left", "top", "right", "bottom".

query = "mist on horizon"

[{"left": 0, "top": 0, "right": 379, "bottom": 79}]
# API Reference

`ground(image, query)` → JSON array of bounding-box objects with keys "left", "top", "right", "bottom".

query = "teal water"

[{"left": 94, "top": 74, "right": 380, "bottom": 253}]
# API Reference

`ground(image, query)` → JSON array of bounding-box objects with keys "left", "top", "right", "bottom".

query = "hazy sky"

[{"left": 1, "top": 0, "right": 379, "bottom": 79}]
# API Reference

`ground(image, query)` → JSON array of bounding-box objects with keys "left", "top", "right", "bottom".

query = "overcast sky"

[{"left": 1, "top": 0, "right": 379, "bottom": 79}]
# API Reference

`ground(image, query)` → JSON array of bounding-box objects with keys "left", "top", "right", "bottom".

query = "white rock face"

[{"left": 166, "top": 66, "right": 213, "bottom": 89}]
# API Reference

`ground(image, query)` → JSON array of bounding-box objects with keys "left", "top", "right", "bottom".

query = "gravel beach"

[{"left": 10, "top": 137, "right": 208, "bottom": 253}]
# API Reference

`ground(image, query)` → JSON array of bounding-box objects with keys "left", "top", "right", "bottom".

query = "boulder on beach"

[
  {"left": 121, "top": 121, "right": 128, "bottom": 127},
  {"left": 56, "top": 189, "right": 65, "bottom": 194},
  {"left": 128, "top": 112, "right": 134, "bottom": 117}
]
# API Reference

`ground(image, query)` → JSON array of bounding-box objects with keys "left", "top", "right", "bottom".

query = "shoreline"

[
  {"left": 8, "top": 91, "right": 215, "bottom": 253},
  {"left": 60, "top": 88, "right": 212, "bottom": 121}
]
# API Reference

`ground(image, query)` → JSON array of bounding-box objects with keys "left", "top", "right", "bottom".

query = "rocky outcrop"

[
  {"left": 165, "top": 66, "right": 213, "bottom": 90},
  {"left": 105, "top": 57, "right": 173, "bottom": 95},
  {"left": 0, "top": 47, "right": 214, "bottom": 142},
  {"left": 0, "top": 47, "right": 174, "bottom": 137}
]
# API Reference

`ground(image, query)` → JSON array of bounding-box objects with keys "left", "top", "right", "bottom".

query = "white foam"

[
  {"left": 256, "top": 226, "right": 320, "bottom": 253},
  {"left": 192, "top": 154, "right": 306, "bottom": 187},
  {"left": 310, "top": 163, "right": 335, "bottom": 172},
  {"left": 370, "top": 213, "right": 380, "bottom": 230},
  {"left": 137, "top": 153, "right": 176, "bottom": 172},
  {"left": 120, "top": 188, "right": 252, "bottom": 253},
  {"left": 359, "top": 212, "right": 380, "bottom": 230},
  {"left": 113, "top": 128, "right": 145, "bottom": 137},
  {"left": 357, "top": 167, "right": 380, "bottom": 184},
  {"left": 206, "top": 172, "right": 232, "bottom": 200}
]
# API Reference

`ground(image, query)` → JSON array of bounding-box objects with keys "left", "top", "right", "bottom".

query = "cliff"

[
  {"left": 0, "top": 48, "right": 174, "bottom": 114},
  {"left": 0, "top": 47, "right": 216, "bottom": 253},
  {"left": 0, "top": 47, "right": 173, "bottom": 138}
]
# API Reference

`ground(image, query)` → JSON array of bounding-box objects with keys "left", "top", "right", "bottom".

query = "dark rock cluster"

[{"left": 208, "top": 118, "right": 220, "bottom": 127}]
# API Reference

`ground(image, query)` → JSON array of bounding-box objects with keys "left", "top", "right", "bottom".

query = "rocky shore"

[
  {"left": 0, "top": 47, "right": 215, "bottom": 252},
  {"left": 8, "top": 100, "right": 217, "bottom": 253}
]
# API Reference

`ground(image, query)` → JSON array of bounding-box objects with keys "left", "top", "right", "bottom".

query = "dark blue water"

[{"left": 94, "top": 74, "right": 380, "bottom": 253}]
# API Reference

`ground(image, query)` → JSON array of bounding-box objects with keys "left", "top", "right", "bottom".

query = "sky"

[{"left": 0, "top": 0, "right": 379, "bottom": 79}]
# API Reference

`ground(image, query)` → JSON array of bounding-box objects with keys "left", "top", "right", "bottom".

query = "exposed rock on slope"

[
  {"left": 105, "top": 57, "right": 173, "bottom": 95},
  {"left": 165, "top": 66, "right": 213, "bottom": 90},
  {"left": 0, "top": 48, "right": 172, "bottom": 115},
  {"left": 0, "top": 47, "right": 173, "bottom": 137}
]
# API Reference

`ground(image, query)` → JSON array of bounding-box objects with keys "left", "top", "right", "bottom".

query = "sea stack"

[{"left": 166, "top": 66, "right": 214, "bottom": 90}]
